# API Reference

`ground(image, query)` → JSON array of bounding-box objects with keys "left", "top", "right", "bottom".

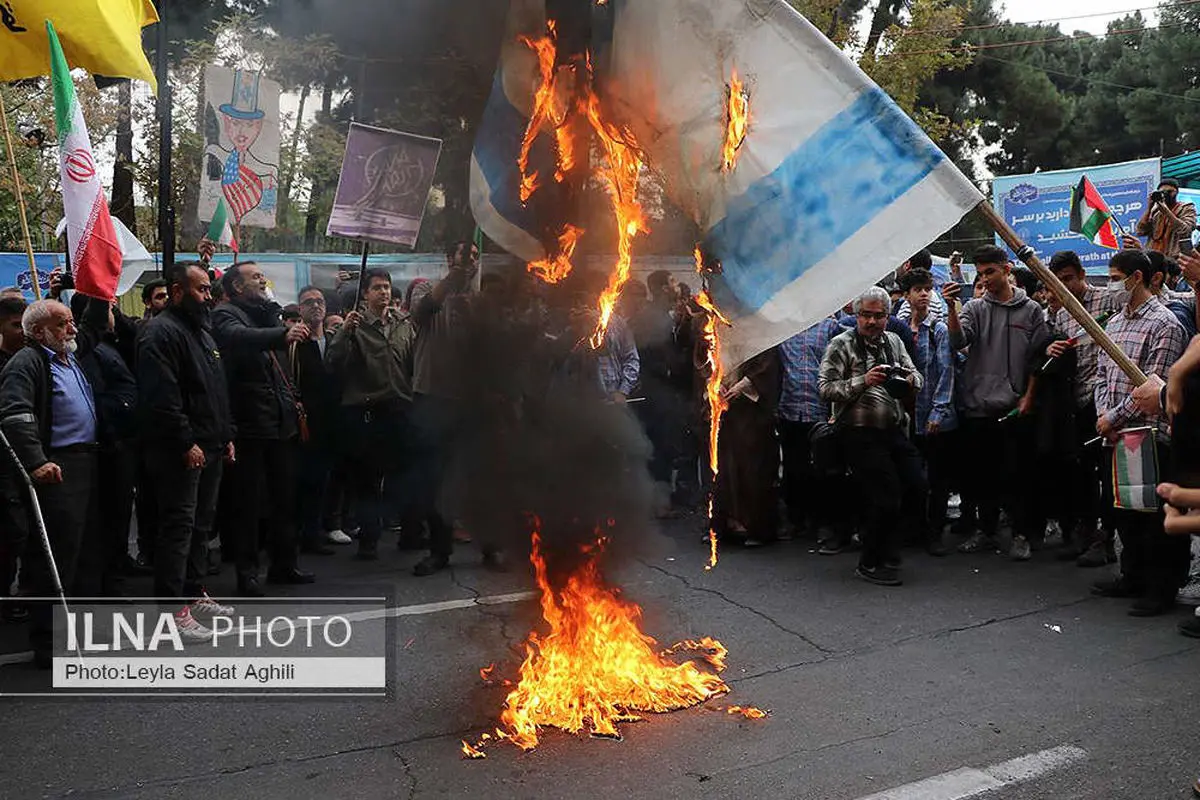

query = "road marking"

[
  {"left": 0, "top": 592, "right": 536, "bottom": 668},
  {"left": 855, "top": 745, "right": 1088, "bottom": 800}
]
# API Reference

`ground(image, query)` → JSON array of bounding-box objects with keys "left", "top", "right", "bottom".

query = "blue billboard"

[{"left": 992, "top": 158, "right": 1161, "bottom": 275}]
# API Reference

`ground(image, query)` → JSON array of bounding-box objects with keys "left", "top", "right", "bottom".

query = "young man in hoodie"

[{"left": 943, "top": 245, "right": 1051, "bottom": 560}]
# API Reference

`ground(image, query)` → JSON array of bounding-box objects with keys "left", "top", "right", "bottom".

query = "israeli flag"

[
  {"left": 601, "top": 0, "right": 983, "bottom": 365},
  {"left": 469, "top": 0, "right": 555, "bottom": 263}
]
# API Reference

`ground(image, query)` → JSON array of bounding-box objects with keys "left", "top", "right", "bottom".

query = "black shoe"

[
  {"left": 266, "top": 568, "right": 316, "bottom": 585},
  {"left": 856, "top": 565, "right": 902, "bottom": 587},
  {"left": 355, "top": 542, "right": 379, "bottom": 561},
  {"left": 1091, "top": 577, "right": 1140, "bottom": 598},
  {"left": 1129, "top": 597, "right": 1173, "bottom": 617},
  {"left": 300, "top": 541, "right": 336, "bottom": 556},
  {"left": 817, "top": 540, "right": 846, "bottom": 556},
  {"left": 482, "top": 549, "right": 509, "bottom": 572},
  {"left": 413, "top": 554, "right": 449, "bottom": 577},
  {"left": 238, "top": 576, "right": 265, "bottom": 598},
  {"left": 1179, "top": 617, "right": 1200, "bottom": 639}
]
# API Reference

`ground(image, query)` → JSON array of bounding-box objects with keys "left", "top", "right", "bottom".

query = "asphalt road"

[{"left": 1, "top": 519, "right": 1198, "bottom": 800}]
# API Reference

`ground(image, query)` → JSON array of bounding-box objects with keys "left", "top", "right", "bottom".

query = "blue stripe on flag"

[
  {"left": 473, "top": 72, "right": 557, "bottom": 242},
  {"left": 707, "top": 88, "right": 945, "bottom": 313}
]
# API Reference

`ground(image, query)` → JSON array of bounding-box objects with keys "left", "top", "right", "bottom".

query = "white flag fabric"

[{"left": 600, "top": 0, "right": 984, "bottom": 365}]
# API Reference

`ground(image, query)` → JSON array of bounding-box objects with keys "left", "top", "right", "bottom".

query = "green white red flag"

[
  {"left": 1112, "top": 428, "right": 1159, "bottom": 511},
  {"left": 206, "top": 197, "right": 239, "bottom": 253},
  {"left": 48, "top": 20, "right": 123, "bottom": 301},
  {"left": 1069, "top": 175, "right": 1120, "bottom": 250}
]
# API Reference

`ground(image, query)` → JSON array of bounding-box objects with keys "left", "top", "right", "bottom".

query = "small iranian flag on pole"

[
  {"left": 207, "top": 198, "right": 239, "bottom": 253},
  {"left": 1069, "top": 175, "right": 1121, "bottom": 250},
  {"left": 48, "top": 21, "right": 123, "bottom": 302}
]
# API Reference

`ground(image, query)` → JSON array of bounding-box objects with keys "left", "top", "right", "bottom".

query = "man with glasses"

[{"left": 819, "top": 286, "right": 924, "bottom": 587}]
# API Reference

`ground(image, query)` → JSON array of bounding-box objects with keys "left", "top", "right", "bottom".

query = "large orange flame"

[
  {"left": 518, "top": 21, "right": 565, "bottom": 204},
  {"left": 527, "top": 224, "right": 584, "bottom": 285},
  {"left": 586, "top": 91, "right": 646, "bottom": 349},
  {"left": 465, "top": 524, "right": 755, "bottom": 755},
  {"left": 694, "top": 247, "right": 732, "bottom": 571},
  {"left": 722, "top": 68, "right": 750, "bottom": 173}
]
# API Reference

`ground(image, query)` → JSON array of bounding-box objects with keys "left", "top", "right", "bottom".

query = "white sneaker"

[
  {"left": 1176, "top": 577, "right": 1200, "bottom": 606},
  {"left": 190, "top": 591, "right": 235, "bottom": 618},
  {"left": 325, "top": 529, "right": 352, "bottom": 545},
  {"left": 174, "top": 607, "right": 213, "bottom": 644}
]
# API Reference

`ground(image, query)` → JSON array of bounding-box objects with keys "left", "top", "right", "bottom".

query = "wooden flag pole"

[
  {"left": 0, "top": 94, "right": 42, "bottom": 299},
  {"left": 975, "top": 200, "right": 1148, "bottom": 386}
]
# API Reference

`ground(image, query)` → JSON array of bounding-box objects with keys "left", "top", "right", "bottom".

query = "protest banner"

[
  {"left": 326, "top": 123, "right": 442, "bottom": 248},
  {"left": 199, "top": 66, "right": 281, "bottom": 231},
  {"left": 992, "top": 158, "right": 1161, "bottom": 274}
]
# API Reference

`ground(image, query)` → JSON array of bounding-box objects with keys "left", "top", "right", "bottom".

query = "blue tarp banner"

[
  {"left": 992, "top": 158, "right": 1161, "bottom": 275},
  {"left": 0, "top": 254, "right": 64, "bottom": 300}
]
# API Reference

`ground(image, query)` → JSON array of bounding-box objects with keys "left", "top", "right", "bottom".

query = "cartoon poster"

[{"left": 199, "top": 65, "right": 280, "bottom": 230}]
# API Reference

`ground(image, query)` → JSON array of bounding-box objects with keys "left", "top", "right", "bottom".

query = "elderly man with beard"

[
  {"left": 212, "top": 262, "right": 314, "bottom": 596},
  {"left": 137, "top": 264, "right": 237, "bottom": 641},
  {"left": 0, "top": 295, "right": 108, "bottom": 665}
]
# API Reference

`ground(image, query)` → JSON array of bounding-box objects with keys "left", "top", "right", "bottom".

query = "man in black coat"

[
  {"left": 212, "top": 262, "right": 314, "bottom": 596},
  {"left": 0, "top": 295, "right": 107, "bottom": 665},
  {"left": 137, "top": 264, "right": 237, "bottom": 636}
]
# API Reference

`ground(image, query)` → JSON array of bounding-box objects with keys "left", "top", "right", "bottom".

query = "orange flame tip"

[
  {"left": 461, "top": 740, "right": 487, "bottom": 759},
  {"left": 722, "top": 68, "right": 750, "bottom": 173},
  {"left": 727, "top": 706, "right": 768, "bottom": 720}
]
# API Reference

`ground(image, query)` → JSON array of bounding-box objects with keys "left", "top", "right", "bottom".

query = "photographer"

[
  {"left": 819, "top": 286, "right": 924, "bottom": 587},
  {"left": 1137, "top": 179, "right": 1196, "bottom": 259}
]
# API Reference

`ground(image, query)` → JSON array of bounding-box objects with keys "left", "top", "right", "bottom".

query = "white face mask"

[{"left": 1107, "top": 277, "right": 1133, "bottom": 308}]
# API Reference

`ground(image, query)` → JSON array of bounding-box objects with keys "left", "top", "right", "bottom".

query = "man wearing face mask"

[
  {"left": 1137, "top": 179, "right": 1197, "bottom": 259},
  {"left": 0, "top": 295, "right": 108, "bottom": 665},
  {"left": 137, "top": 264, "right": 236, "bottom": 641},
  {"left": 1093, "top": 250, "right": 1189, "bottom": 617},
  {"left": 212, "top": 262, "right": 315, "bottom": 596}
]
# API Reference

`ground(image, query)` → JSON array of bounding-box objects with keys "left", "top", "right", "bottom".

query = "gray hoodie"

[{"left": 950, "top": 288, "right": 1050, "bottom": 418}]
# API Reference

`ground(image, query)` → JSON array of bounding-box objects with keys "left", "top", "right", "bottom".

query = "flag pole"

[
  {"left": 976, "top": 200, "right": 1148, "bottom": 385},
  {"left": 0, "top": 94, "right": 43, "bottom": 299}
]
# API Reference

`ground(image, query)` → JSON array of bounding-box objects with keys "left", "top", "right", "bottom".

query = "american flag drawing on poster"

[{"left": 221, "top": 149, "right": 264, "bottom": 222}]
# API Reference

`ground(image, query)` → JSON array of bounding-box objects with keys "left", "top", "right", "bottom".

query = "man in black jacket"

[
  {"left": 0, "top": 295, "right": 107, "bottom": 664},
  {"left": 212, "top": 262, "right": 314, "bottom": 596},
  {"left": 137, "top": 264, "right": 237, "bottom": 636}
]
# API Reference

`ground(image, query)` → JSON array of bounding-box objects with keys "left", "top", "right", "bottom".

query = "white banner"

[{"left": 199, "top": 65, "right": 281, "bottom": 230}]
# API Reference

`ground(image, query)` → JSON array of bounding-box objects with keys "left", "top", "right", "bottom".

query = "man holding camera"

[
  {"left": 1138, "top": 179, "right": 1196, "bottom": 260},
  {"left": 819, "top": 286, "right": 924, "bottom": 587}
]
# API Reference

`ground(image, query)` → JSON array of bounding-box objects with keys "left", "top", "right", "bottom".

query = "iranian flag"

[
  {"left": 207, "top": 197, "right": 239, "bottom": 253},
  {"left": 1069, "top": 175, "right": 1120, "bottom": 250},
  {"left": 48, "top": 21, "right": 123, "bottom": 301}
]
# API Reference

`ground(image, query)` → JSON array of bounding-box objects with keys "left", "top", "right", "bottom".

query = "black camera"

[
  {"left": 1150, "top": 190, "right": 1165, "bottom": 204},
  {"left": 881, "top": 365, "right": 914, "bottom": 399}
]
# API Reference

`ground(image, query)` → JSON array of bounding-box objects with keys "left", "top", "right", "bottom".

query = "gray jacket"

[{"left": 950, "top": 288, "right": 1050, "bottom": 418}]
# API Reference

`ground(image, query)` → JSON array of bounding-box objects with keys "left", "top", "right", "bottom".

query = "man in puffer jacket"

[{"left": 943, "top": 245, "right": 1052, "bottom": 560}]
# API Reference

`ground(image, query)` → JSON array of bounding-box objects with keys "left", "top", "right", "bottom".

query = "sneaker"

[
  {"left": 1177, "top": 577, "right": 1200, "bottom": 606},
  {"left": 189, "top": 591, "right": 234, "bottom": 619},
  {"left": 957, "top": 532, "right": 993, "bottom": 554},
  {"left": 1077, "top": 541, "right": 1114, "bottom": 568},
  {"left": 856, "top": 565, "right": 902, "bottom": 587},
  {"left": 325, "top": 529, "right": 352, "bottom": 545},
  {"left": 817, "top": 539, "right": 846, "bottom": 556},
  {"left": 1009, "top": 535, "right": 1032, "bottom": 561},
  {"left": 174, "top": 607, "right": 213, "bottom": 644}
]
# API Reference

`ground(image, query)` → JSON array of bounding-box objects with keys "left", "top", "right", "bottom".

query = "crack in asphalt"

[
  {"left": 450, "top": 567, "right": 525, "bottom": 654},
  {"left": 395, "top": 750, "right": 417, "bottom": 800},
  {"left": 59, "top": 726, "right": 485, "bottom": 799},
  {"left": 696, "top": 713, "right": 950, "bottom": 781},
  {"left": 639, "top": 560, "right": 837, "bottom": 655}
]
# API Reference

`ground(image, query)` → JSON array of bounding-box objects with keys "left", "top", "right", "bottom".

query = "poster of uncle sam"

[{"left": 199, "top": 66, "right": 281, "bottom": 230}]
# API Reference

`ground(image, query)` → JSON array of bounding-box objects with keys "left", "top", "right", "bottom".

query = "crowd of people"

[{"left": 0, "top": 179, "right": 1197, "bottom": 667}]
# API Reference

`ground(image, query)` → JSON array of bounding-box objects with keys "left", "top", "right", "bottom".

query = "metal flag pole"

[
  {"left": 976, "top": 200, "right": 1148, "bottom": 386},
  {"left": 0, "top": 93, "right": 43, "bottom": 299}
]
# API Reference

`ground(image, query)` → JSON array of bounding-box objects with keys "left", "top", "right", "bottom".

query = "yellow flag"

[{"left": 1, "top": 0, "right": 159, "bottom": 89}]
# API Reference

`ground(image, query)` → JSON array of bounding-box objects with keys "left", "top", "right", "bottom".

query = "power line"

[
  {"left": 898, "top": 0, "right": 1196, "bottom": 37},
  {"left": 974, "top": 52, "right": 1200, "bottom": 104},
  {"left": 880, "top": 18, "right": 1196, "bottom": 57}
]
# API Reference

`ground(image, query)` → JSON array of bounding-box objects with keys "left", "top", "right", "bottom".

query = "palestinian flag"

[
  {"left": 206, "top": 197, "right": 239, "bottom": 253},
  {"left": 1112, "top": 428, "right": 1160, "bottom": 512},
  {"left": 49, "top": 20, "right": 123, "bottom": 301},
  {"left": 1070, "top": 175, "right": 1120, "bottom": 250}
]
